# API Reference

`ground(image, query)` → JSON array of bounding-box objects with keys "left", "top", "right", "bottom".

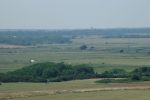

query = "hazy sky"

[{"left": 0, "top": 0, "right": 150, "bottom": 29}]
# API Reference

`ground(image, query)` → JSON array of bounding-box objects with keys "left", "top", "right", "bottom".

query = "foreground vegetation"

[
  {"left": 0, "top": 62, "right": 96, "bottom": 82},
  {"left": 0, "top": 62, "right": 150, "bottom": 83},
  {"left": 96, "top": 67, "right": 150, "bottom": 83}
]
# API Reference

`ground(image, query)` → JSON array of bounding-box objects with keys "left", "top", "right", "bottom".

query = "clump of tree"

[
  {"left": 80, "top": 45, "right": 87, "bottom": 50},
  {"left": 0, "top": 62, "right": 96, "bottom": 83},
  {"left": 96, "top": 67, "right": 150, "bottom": 83},
  {"left": 100, "top": 69, "right": 128, "bottom": 78},
  {"left": 1, "top": 62, "right": 150, "bottom": 83},
  {"left": 119, "top": 49, "right": 124, "bottom": 53},
  {"left": 131, "top": 67, "right": 150, "bottom": 81}
]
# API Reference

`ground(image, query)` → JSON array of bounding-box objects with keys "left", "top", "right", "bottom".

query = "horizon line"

[{"left": 0, "top": 27, "right": 150, "bottom": 31}]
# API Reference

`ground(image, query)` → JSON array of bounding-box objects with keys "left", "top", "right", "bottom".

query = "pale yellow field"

[
  {"left": 0, "top": 79, "right": 150, "bottom": 100},
  {"left": 11, "top": 90, "right": 150, "bottom": 100}
]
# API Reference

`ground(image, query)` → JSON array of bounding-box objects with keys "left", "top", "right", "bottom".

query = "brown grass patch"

[
  {"left": 1, "top": 85, "right": 150, "bottom": 100},
  {"left": 0, "top": 44, "right": 25, "bottom": 49}
]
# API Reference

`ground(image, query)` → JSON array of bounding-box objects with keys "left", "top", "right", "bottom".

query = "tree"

[
  {"left": 120, "top": 49, "right": 124, "bottom": 53},
  {"left": 131, "top": 67, "right": 150, "bottom": 81},
  {"left": 80, "top": 45, "right": 87, "bottom": 50},
  {"left": 131, "top": 74, "right": 142, "bottom": 80},
  {"left": 101, "top": 69, "right": 128, "bottom": 78}
]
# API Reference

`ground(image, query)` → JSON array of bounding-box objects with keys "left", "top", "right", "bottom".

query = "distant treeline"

[
  {"left": 104, "top": 35, "right": 150, "bottom": 38},
  {"left": 0, "top": 62, "right": 150, "bottom": 83},
  {"left": 0, "top": 30, "right": 71, "bottom": 45},
  {"left": 0, "top": 28, "right": 150, "bottom": 45}
]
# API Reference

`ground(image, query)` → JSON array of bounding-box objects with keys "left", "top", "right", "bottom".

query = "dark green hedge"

[{"left": 0, "top": 62, "right": 96, "bottom": 82}]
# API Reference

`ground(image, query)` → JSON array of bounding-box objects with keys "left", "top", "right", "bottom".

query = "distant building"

[
  {"left": 13, "top": 36, "right": 17, "bottom": 38},
  {"left": 30, "top": 59, "right": 35, "bottom": 63}
]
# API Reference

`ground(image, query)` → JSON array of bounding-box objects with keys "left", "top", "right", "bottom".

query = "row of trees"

[
  {"left": 0, "top": 62, "right": 96, "bottom": 82},
  {"left": 0, "top": 62, "right": 150, "bottom": 83},
  {"left": 131, "top": 67, "right": 150, "bottom": 81},
  {"left": 99, "top": 67, "right": 150, "bottom": 81}
]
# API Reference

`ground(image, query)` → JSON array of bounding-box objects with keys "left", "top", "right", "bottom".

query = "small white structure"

[
  {"left": 30, "top": 59, "right": 35, "bottom": 63},
  {"left": 13, "top": 36, "right": 17, "bottom": 38}
]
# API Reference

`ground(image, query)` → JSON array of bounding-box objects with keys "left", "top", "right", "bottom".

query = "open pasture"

[
  {"left": 0, "top": 79, "right": 150, "bottom": 100},
  {"left": 11, "top": 90, "right": 150, "bottom": 100},
  {"left": 0, "top": 36, "right": 150, "bottom": 73}
]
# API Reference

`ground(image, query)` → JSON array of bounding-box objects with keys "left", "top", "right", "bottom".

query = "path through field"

[{"left": 1, "top": 85, "right": 150, "bottom": 100}]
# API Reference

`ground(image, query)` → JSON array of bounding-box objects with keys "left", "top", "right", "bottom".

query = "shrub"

[
  {"left": 132, "top": 67, "right": 150, "bottom": 76},
  {"left": 131, "top": 74, "right": 142, "bottom": 80},
  {"left": 80, "top": 45, "right": 87, "bottom": 50},
  {"left": 131, "top": 67, "right": 150, "bottom": 81},
  {"left": 101, "top": 69, "right": 128, "bottom": 78}
]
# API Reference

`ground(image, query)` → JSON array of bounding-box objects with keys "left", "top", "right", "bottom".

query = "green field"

[
  {"left": 1, "top": 35, "right": 150, "bottom": 100},
  {"left": 0, "top": 36, "right": 150, "bottom": 73}
]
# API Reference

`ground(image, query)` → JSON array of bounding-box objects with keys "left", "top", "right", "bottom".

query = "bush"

[
  {"left": 120, "top": 49, "right": 124, "bottom": 53},
  {"left": 80, "top": 45, "right": 87, "bottom": 50},
  {"left": 131, "top": 74, "right": 142, "bottom": 80},
  {"left": 132, "top": 67, "right": 150, "bottom": 76},
  {"left": 96, "top": 67, "right": 150, "bottom": 84},
  {"left": 101, "top": 69, "right": 128, "bottom": 78},
  {"left": 131, "top": 67, "right": 150, "bottom": 81},
  {"left": 142, "top": 76, "right": 150, "bottom": 81}
]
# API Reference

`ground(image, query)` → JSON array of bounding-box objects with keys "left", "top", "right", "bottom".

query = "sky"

[{"left": 0, "top": 0, "right": 150, "bottom": 29}]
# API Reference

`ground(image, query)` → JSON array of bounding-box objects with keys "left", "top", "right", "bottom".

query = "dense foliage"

[
  {"left": 0, "top": 62, "right": 96, "bottom": 82},
  {"left": 0, "top": 62, "right": 150, "bottom": 83},
  {"left": 131, "top": 67, "right": 150, "bottom": 81},
  {"left": 96, "top": 67, "right": 150, "bottom": 83},
  {"left": 100, "top": 69, "right": 128, "bottom": 78},
  {"left": 80, "top": 45, "right": 87, "bottom": 50}
]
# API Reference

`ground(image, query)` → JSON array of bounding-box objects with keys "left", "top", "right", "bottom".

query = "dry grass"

[
  {"left": 0, "top": 44, "right": 25, "bottom": 49},
  {"left": 11, "top": 89, "right": 150, "bottom": 100},
  {"left": 0, "top": 79, "right": 150, "bottom": 100}
]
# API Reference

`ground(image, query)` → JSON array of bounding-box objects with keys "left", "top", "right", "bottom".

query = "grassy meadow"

[
  {"left": 0, "top": 79, "right": 150, "bottom": 100},
  {"left": 11, "top": 90, "right": 150, "bottom": 100},
  {"left": 0, "top": 35, "right": 150, "bottom": 100},
  {"left": 0, "top": 36, "right": 150, "bottom": 73}
]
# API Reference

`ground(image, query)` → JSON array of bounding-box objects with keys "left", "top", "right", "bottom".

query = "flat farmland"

[
  {"left": 0, "top": 79, "right": 150, "bottom": 100},
  {"left": 0, "top": 35, "right": 150, "bottom": 100},
  {"left": 0, "top": 36, "right": 150, "bottom": 73},
  {"left": 11, "top": 90, "right": 150, "bottom": 100}
]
